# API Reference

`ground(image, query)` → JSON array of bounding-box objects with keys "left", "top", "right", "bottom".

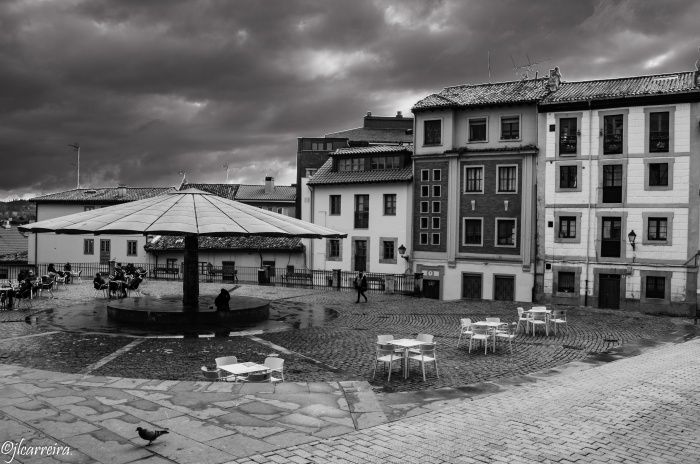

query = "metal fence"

[{"left": 6, "top": 262, "right": 417, "bottom": 295}]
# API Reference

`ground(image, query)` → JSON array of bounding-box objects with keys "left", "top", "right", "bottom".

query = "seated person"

[
  {"left": 63, "top": 263, "right": 72, "bottom": 284},
  {"left": 47, "top": 263, "right": 65, "bottom": 280},
  {"left": 127, "top": 275, "right": 142, "bottom": 292},
  {"left": 124, "top": 263, "right": 136, "bottom": 277},
  {"left": 17, "top": 270, "right": 27, "bottom": 283},
  {"left": 214, "top": 288, "right": 230, "bottom": 311},
  {"left": 93, "top": 272, "right": 107, "bottom": 290}
]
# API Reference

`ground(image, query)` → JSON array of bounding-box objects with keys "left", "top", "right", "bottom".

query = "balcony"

[
  {"left": 603, "top": 134, "right": 623, "bottom": 154},
  {"left": 559, "top": 135, "right": 577, "bottom": 155}
]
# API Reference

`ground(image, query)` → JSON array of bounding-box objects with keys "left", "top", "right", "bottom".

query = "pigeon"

[{"left": 136, "top": 427, "right": 169, "bottom": 446}]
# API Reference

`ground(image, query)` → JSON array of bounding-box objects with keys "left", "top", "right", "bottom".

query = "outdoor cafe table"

[
  {"left": 471, "top": 321, "right": 506, "bottom": 352},
  {"left": 388, "top": 338, "right": 431, "bottom": 379},
  {"left": 218, "top": 361, "right": 270, "bottom": 380}
]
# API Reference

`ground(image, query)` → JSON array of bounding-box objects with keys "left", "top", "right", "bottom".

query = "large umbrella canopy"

[
  {"left": 20, "top": 188, "right": 346, "bottom": 309},
  {"left": 20, "top": 188, "right": 346, "bottom": 238}
]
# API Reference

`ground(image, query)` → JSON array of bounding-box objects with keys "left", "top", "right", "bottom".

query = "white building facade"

[{"left": 539, "top": 71, "right": 700, "bottom": 315}]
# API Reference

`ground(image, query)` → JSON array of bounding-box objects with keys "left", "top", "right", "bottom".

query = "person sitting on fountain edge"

[{"left": 215, "top": 288, "right": 230, "bottom": 311}]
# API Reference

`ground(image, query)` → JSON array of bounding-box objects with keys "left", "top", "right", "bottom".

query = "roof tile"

[
  {"left": 31, "top": 187, "right": 174, "bottom": 203},
  {"left": 413, "top": 78, "right": 549, "bottom": 111}
]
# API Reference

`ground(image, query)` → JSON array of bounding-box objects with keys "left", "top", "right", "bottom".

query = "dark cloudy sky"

[{"left": 1, "top": 0, "right": 699, "bottom": 200}]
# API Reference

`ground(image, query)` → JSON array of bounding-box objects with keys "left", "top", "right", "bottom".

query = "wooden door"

[
  {"left": 599, "top": 274, "right": 621, "bottom": 309},
  {"left": 423, "top": 279, "right": 440, "bottom": 299},
  {"left": 494, "top": 275, "right": 515, "bottom": 301},
  {"left": 462, "top": 274, "right": 482, "bottom": 299},
  {"left": 99, "top": 239, "right": 111, "bottom": 265}
]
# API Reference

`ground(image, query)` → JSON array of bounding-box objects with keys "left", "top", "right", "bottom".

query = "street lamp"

[
  {"left": 398, "top": 244, "right": 408, "bottom": 260},
  {"left": 628, "top": 230, "right": 637, "bottom": 251}
]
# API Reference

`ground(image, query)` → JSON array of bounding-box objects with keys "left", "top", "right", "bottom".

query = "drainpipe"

[
  {"left": 308, "top": 183, "right": 315, "bottom": 270},
  {"left": 584, "top": 99, "right": 593, "bottom": 306}
]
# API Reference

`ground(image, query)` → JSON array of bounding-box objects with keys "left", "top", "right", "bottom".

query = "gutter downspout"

[
  {"left": 308, "top": 183, "right": 314, "bottom": 270},
  {"left": 584, "top": 100, "right": 593, "bottom": 306}
]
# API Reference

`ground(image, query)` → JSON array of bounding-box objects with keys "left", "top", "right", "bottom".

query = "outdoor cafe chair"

[
  {"left": 38, "top": 275, "right": 54, "bottom": 298},
  {"left": 516, "top": 307, "right": 531, "bottom": 334},
  {"left": 529, "top": 311, "right": 549, "bottom": 336},
  {"left": 457, "top": 318, "right": 473, "bottom": 347},
  {"left": 469, "top": 325, "right": 493, "bottom": 354},
  {"left": 495, "top": 323, "right": 517, "bottom": 354},
  {"left": 377, "top": 334, "right": 394, "bottom": 343},
  {"left": 408, "top": 343, "right": 439, "bottom": 381},
  {"left": 409, "top": 333, "right": 434, "bottom": 354},
  {"left": 215, "top": 356, "right": 238, "bottom": 368},
  {"left": 264, "top": 356, "right": 285, "bottom": 382},
  {"left": 372, "top": 343, "right": 404, "bottom": 381},
  {"left": 550, "top": 309, "right": 568, "bottom": 335}
]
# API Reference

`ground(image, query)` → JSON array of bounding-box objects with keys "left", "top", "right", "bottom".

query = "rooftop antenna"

[
  {"left": 222, "top": 163, "right": 230, "bottom": 183},
  {"left": 68, "top": 143, "right": 80, "bottom": 189},
  {"left": 488, "top": 50, "right": 492, "bottom": 81},
  {"left": 178, "top": 170, "right": 187, "bottom": 189},
  {"left": 511, "top": 53, "right": 547, "bottom": 80}
]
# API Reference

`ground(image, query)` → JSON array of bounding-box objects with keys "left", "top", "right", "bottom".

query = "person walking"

[{"left": 355, "top": 272, "right": 368, "bottom": 303}]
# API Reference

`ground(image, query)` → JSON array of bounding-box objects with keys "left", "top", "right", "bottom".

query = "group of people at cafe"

[
  {"left": 0, "top": 270, "right": 37, "bottom": 310},
  {"left": 93, "top": 262, "right": 143, "bottom": 299}
]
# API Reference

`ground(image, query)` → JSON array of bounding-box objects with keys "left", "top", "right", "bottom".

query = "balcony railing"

[
  {"left": 603, "top": 134, "right": 623, "bottom": 154},
  {"left": 649, "top": 132, "right": 669, "bottom": 152},
  {"left": 559, "top": 135, "right": 577, "bottom": 154}
]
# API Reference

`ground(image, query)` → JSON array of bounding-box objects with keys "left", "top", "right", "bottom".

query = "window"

[
  {"left": 351, "top": 158, "right": 365, "bottom": 171},
  {"left": 603, "top": 114, "right": 624, "bottom": 154},
  {"left": 166, "top": 258, "right": 178, "bottom": 269},
  {"left": 305, "top": 168, "right": 317, "bottom": 178},
  {"left": 431, "top": 233, "right": 440, "bottom": 245},
  {"left": 645, "top": 276, "right": 665, "bottom": 299},
  {"left": 558, "top": 216, "right": 577, "bottom": 239},
  {"left": 559, "top": 165, "right": 578, "bottom": 189},
  {"left": 601, "top": 217, "right": 621, "bottom": 258},
  {"left": 420, "top": 201, "right": 429, "bottom": 213},
  {"left": 311, "top": 142, "right": 326, "bottom": 150},
  {"left": 649, "top": 112, "right": 670, "bottom": 152},
  {"left": 464, "top": 166, "right": 483, "bottom": 193},
  {"left": 83, "top": 239, "right": 94, "bottom": 255},
  {"left": 647, "top": 217, "right": 668, "bottom": 241},
  {"left": 468, "top": 118, "right": 487, "bottom": 142},
  {"left": 127, "top": 240, "right": 138, "bottom": 256},
  {"left": 497, "top": 166, "right": 517, "bottom": 193},
  {"left": 648, "top": 163, "right": 669, "bottom": 187},
  {"left": 329, "top": 195, "right": 341, "bottom": 215},
  {"left": 354, "top": 195, "right": 369, "bottom": 228},
  {"left": 496, "top": 219, "right": 516, "bottom": 247},
  {"left": 84, "top": 206, "right": 95, "bottom": 212},
  {"left": 557, "top": 271, "right": 576, "bottom": 293},
  {"left": 433, "top": 169, "right": 441, "bottom": 181},
  {"left": 432, "top": 185, "right": 441, "bottom": 197},
  {"left": 424, "top": 119, "right": 441, "bottom": 145},
  {"left": 559, "top": 117, "right": 578, "bottom": 155},
  {"left": 421, "top": 185, "right": 429, "bottom": 197},
  {"left": 337, "top": 159, "right": 351, "bottom": 171},
  {"left": 420, "top": 217, "right": 429, "bottom": 229},
  {"left": 383, "top": 194, "right": 396, "bottom": 215},
  {"left": 602, "top": 164, "right": 623, "bottom": 203},
  {"left": 382, "top": 241, "right": 395, "bottom": 260},
  {"left": 500, "top": 116, "right": 520, "bottom": 140},
  {"left": 327, "top": 239, "right": 341, "bottom": 259},
  {"left": 463, "top": 218, "right": 482, "bottom": 245},
  {"left": 371, "top": 157, "right": 385, "bottom": 170},
  {"left": 421, "top": 169, "right": 430, "bottom": 181},
  {"left": 432, "top": 201, "right": 441, "bottom": 214},
  {"left": 432, "top": 217, "right": 441, "bottom": 229},
  {"left": 419, "top": 233, "right": 429, "bottom": 245}
]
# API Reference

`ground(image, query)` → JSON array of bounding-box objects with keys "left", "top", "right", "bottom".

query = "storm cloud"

[{"left": 1, "top": 0, "right": 698, "bottom": 199}]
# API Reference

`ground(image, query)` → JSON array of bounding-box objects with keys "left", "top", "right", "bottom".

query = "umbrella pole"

[{"left": 183, "top": 235, "right": 199, "bottom": 310}]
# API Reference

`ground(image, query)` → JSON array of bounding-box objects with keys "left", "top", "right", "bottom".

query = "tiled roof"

[
  {"left": 413, "top": 78, "right": 549, "bottom": 111},
  {"left": 235, "top": 185, "right": 296, "bottom": 202},
  {"left": 307, "top": 159, "right": 413, "bottom": 185},
  {"left": 0, "top": 227, "right": 28, "bottom": 256},
  {"left": 0, "top": 250, "right": 28, "bottom": 263},
  {"left": 324, "top": 127, "right": 413, "bottom": 143},
  {"left": 333, "top": 145, "right": 412, "bottom": 156},
  {"left": 144, "top": 235, "right": 303, "bottom": 252},
  {"left": 541, "top": 71, "right": 699, "bottom": 104},
  {"left": 31, "top": 187, "right": 174, "bottom": 203},
  {"left": 180, "top": 183, "right": 239, "bottom": 200}
]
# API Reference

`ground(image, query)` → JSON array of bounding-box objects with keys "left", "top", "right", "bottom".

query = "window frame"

[
  {"left": 329, "top": 195, "right": 341, "bottom": 215},
  {"left": 598, "top": 110, "right": 628, "bottom": 156},
  {"left": 640, "top": 270, "right": 671, "bottom": 303},
  {"left": 645, "top": 107, "right": 675, "bottom": 154},
  {"left": 462, "top": 217, "right": 483, "bottom": 247},
  {"left": 432, "top": 185, "right": 441, "bottom": 197},
  {"left": 423, "top": 119, "right": 442, "bottom": 146},
  {"left": 467, "top": 117, "right": 488, "bottom": 143},
  {"left": 127, "top": 240, "right": 138, "bottom": 257},
  {"left": 421, "top": 185, "right": 429, "bottom": 197},
  {"left": 432, "top": 169, "right": 442, "bottom": 181},
  {"left": 379, "top": 237, "right": 397, "bottom": 264},
  {"left": 420, "top": 217, "right": 429, "bottom": 229},
  {"left": 83, "top": 238, "right": 95, "bottom": 255},
  {"left": 327, "top": 238, "right": 342, "bottom": 261},
  {"left": 642, "top": 212, "right": 673, "bottom": 246},
  {"left": 644, "top": 158, "right": 674, "bottom": 191},
  {"left": 383, "top": 194, "right": 397, "bottom": 216},
  {"left": 598, "top": 161, "right": 626, "bottom": 205},
  {"left": 463, "top": 165, "right": 484, "bottom": 194},
  {"left": 432, "top": 217, "right": 441, "bottom": 229},
  {"left": 494, "top": 218, "right": 517, "bottom": 248},
  {"left": 499, "top": 114, "right": 521, "bottom": 141},
  {"left": 553, "top": 212, "right": 582, "bottom": 244},
  {"left": 432, "top": 201, "right": 441, "bottom": 214},
  {"left": 496, "top": 164, "right": 518, "bottom": 194},
  {"left": 421, "top": 169, "right": 430, "bottom": 181},
  {"left": 556, "top": 163, "right": 581, "bottom": 192},
  {"left": 431, "top": 233, "right": 441, "bottom": 245},
  {"left": 420, "top": 201, "right": 429, "bottom": 213},
  {"left": 556, "top": 113, "right": 582, "bottom": 157},
  {"left": 419, "top": 232, "right": 429, "bottom": 245}
]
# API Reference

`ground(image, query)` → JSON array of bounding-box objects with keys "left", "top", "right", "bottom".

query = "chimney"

[
  {"left": 366, "top": 111, "right": 372, "bottom": 117},
  {"left": 264, "top": 176, "right": 274, "bottom": 194},
  {"left": 695, "top": 47, "right": 700, "bottom": 86},
  {"left": 547, "top": 67, "right": 562, "bottom": 92},
  {"left": 396, "top": 111, "right": 403, "bottom": 118},
  {"left": 117, "top": 184, "right": 127, "bottom": 197}
]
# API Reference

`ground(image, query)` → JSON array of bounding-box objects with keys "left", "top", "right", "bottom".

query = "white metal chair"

[
  {"left": 457, "top": 318, "right": 473, "bottom": 347},
  {"left": 215, "top": 356, "right": 238, "bottom": 367},
  {"left": 372, "top": 343, "right": 404, "bottom": 381},
  {"left": 264, "top": 356, "right": 285, "bottom": 382},
  {"left": 529, "top": 311, "right": 549, "bottom": 336},
  {"left": 201, "top": 366, "right": 225, "bottom": 381},
  {"left": 495, "top": 323, "right": 517, "bottom": 354},
  {"left": 377, "top": 334, "right": 394, "bottom": 343},
  {"left": 76, "top": 270, "right": 83, "bottom": 283},
  {"left": 408, "top": 343, "right": 438, "bottom": 381},
  {"left": 469, "top": 325, "right": 493, "bottom": 354},
  {"left": 550, "top": 309, "right": 568, "bottom": 335},
  {"left": 409, "top": 333, "right": 434, "bottom": 354},
  {"left": 516, "top": 307, "right": 531, "bottom": 334}
]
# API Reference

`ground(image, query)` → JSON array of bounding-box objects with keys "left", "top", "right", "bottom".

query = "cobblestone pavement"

[
  {"left": 0, "top": 281, "right": 695, "bottom": 392},
  {"left": 232, "top": 338, "right": 700, "bottom": 464}
]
